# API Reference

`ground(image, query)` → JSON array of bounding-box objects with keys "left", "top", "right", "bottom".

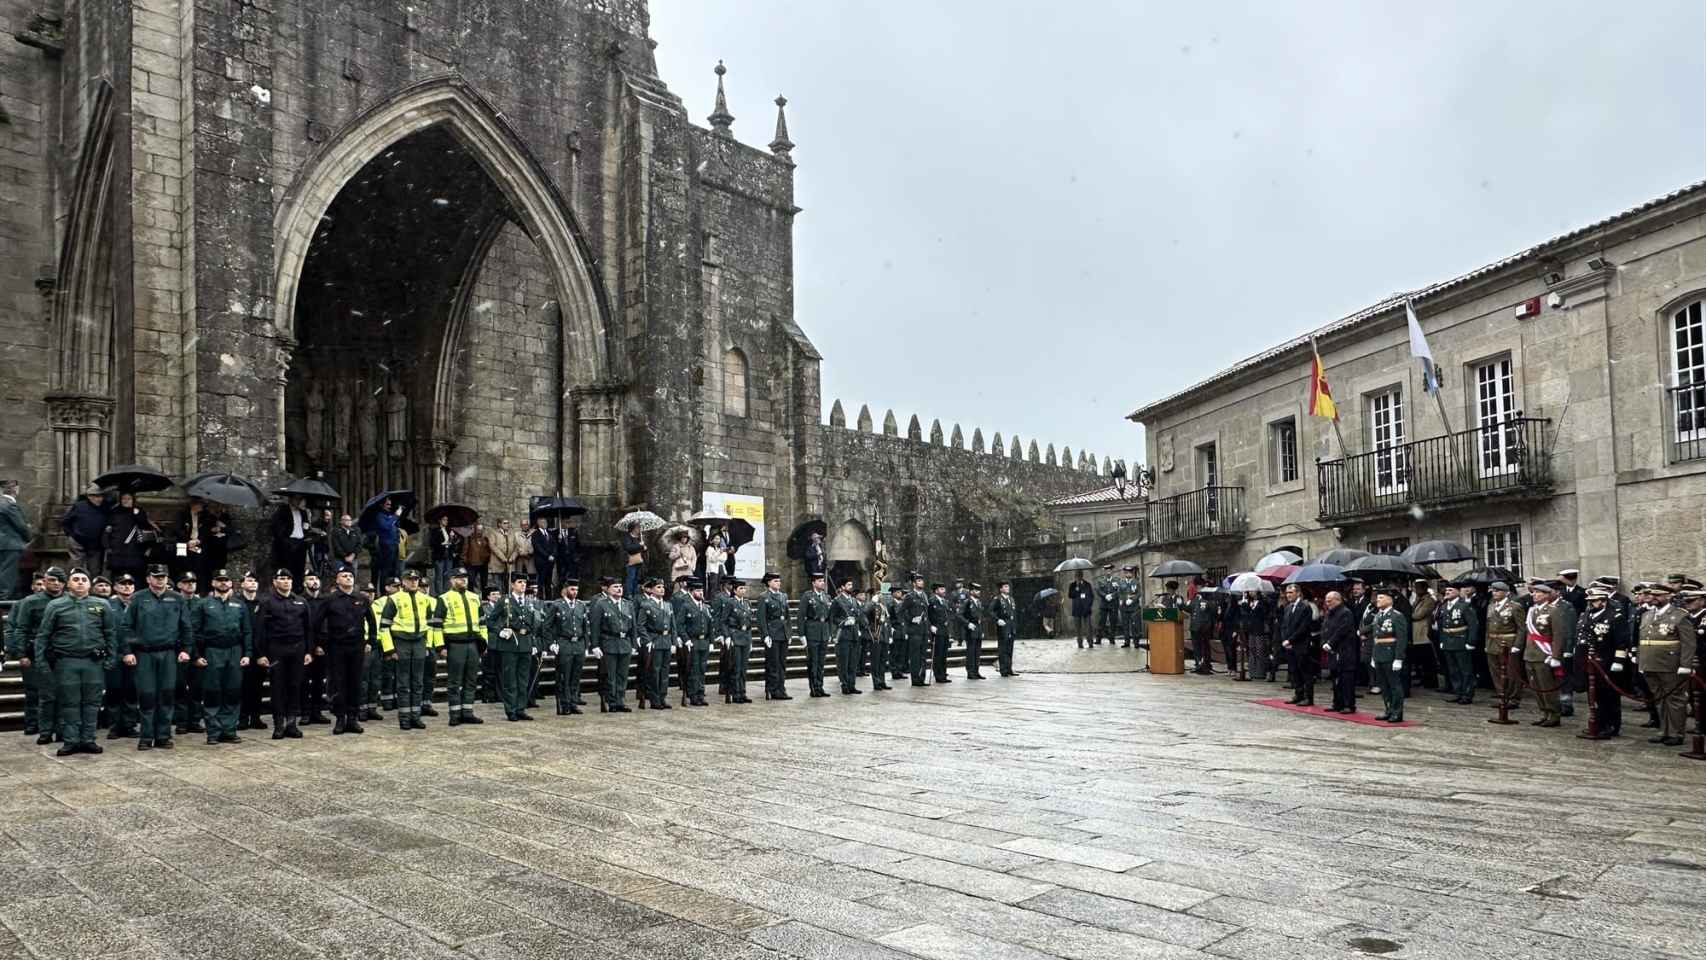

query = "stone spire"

[
  {"left": 769, "top": 95, "right": 795, "bottom": 164},
  {"left": 708, "top": 61, "right": 734, "bottom": 138}
]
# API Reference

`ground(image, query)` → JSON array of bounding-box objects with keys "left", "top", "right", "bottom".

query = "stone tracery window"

[{"left": 723, "top": 348, "right": 748, "bottom": 417}]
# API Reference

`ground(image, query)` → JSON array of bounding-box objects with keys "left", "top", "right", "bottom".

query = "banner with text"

[{"left": 702, "top": 491, "right": 766, "bottom": 579}]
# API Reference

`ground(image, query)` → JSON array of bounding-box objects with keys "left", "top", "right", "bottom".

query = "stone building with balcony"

[{"left": 1124, "top": 180, "right": 1706, "bottom": 584}]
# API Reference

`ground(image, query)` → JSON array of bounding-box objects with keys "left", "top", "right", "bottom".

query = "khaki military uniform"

[
  {"left": 1638, "top": 604, "right": 1697, "bottom": 739},
  {"left": 1523, "top": 600, "right": 1567, "bottom": 724},
  {"left": 1485, "top": 596, "right": 1524, "bottom": 706}
]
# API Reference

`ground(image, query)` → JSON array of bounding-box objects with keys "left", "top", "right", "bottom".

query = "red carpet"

[{"left": 1253, "top": 697, "right": 1417, "bottom": 727}]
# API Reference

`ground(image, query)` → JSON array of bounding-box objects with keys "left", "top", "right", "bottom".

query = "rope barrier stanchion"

[
  {"left": 1682, "top": 671, "right": 1706, "bottom": 763},
  {"left": 1576, "top": 647, "right": 1600, "bottom": 741},
  {"left": 1489, "top": 646, "right": 1519, "bottom": 726}
]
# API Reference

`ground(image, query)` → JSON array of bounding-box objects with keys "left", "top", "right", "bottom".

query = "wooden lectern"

[{"left": 1142, "top": 607, "right": 1186, "bottom": 675}]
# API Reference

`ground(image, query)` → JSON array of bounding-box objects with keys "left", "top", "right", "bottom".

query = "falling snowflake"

[
  {"left": 455, "top": 465, "right": 479, "bottom": 483},
  {"left": 474, "top": 301, "right": 495, "bottom": 313},
  {"left": 1409, "top": 504, "right": 1426, "bottom": 521},
  {"left": 249, "top": 85, "right": 272, "bottom": 104}
]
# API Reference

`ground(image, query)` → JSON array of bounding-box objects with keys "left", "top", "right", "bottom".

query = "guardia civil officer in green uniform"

[
  {"left": 960, "top": 583, "right": 987, "bottom": 679},
  {"left": 589, "top": 576, "right": 636, "bottom": 711},
  {"left": 868, "top": 586, "right": 896, "bottom": 691},
  {"left": 32, "top": 568, "right": 115, "bottom": 755},
  {"left": 757, "top": 572, "right": 793, "bottom": 700},
  {"left": 192, "top": 569, "right": 252, "bottom": 744},
  {"left": 720, "top": 580, "right": 754, "bottom": 704},
  {"left": 486, "top": 573, "right": 541, "bottom": 721},
  {"left": 830, "top": 577, "right": 865, "bottom": 695},
  {"left": 7, "top": 566, "right": 64, "bottom": 742},
  {"left": 800, "top": 573, "right": 833, "bottom": 697},
  {"left": 546, "top": 580, "right": 589, "bottom": 715},
  {"left": 1118, "top": 567, "right": 1142, "bottom": 649},
  {"left": 674, "top": 578, "right": 713, "bottom": 706},
  {"left": 1437, "top": 583, "right": 1479, "bottom": 705},
  {"left": 636, "top": 577, "right": 676, "bottom": 709},
  {"left": 853, "top": 586, "right": 875, "bottom": 680},
  {"left": 901, "top": 573, "right": 931, "bottom": 686},
  {"left": 102, "top": 574, "right": 141, "bottom": 738},
  {"left": 172, "top": 570, "right": 207, "bottom": 735},
  {"left": 1095, "top": 565, "right": 1118, "bottom": 645},
  {"left": 378, "top": 569, "right": 440, "bottom": 730},
  {"left": 120, "top": 563, "right": 195, "bottom": 750},
  {"left": 1369, "top": 586, "right": 1408, "bottom": 723},
  {"left": 434, "top": 566, "right": 488, "bottom": 726},
  {"left": 365, "top": 578, "right": 398, "bottom": 719},
  {"left": 927, "top": 582, "right": 953, "bottom": 683},
  {"left": 992, "top": 581, "right": 1020, "bottom": 677},
  {"left": 1637, "top": 582, "right": 1696, "bottom": 746}
]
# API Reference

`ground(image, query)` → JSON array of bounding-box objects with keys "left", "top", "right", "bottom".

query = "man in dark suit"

[
  {"left": 1067, "top": 572, "right": 1094, "bottom": 649},
  {"left": 269, "top": 496, "right": 313, "bottom": 586},
  {"left": 1321, "top": 590, "right": 1359, "bottom": 713},
  {"left": 1279, "top": 584, "right": 1316, "bottom": 705},
  {"left": 529, "top": 519, "right": 556, "bottom": 597}
]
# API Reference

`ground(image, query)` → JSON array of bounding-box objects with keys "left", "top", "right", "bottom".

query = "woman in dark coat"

[{"left": 104, "top": 492, "right": 157, "bottom": 580}]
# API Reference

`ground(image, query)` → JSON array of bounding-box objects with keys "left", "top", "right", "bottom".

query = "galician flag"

[
  {"left": 1406, "top": 299, "right": 1440, "bottom": 395},
  {"left": 1307, "top": 339, "right": 1338, "bottom": 420}
]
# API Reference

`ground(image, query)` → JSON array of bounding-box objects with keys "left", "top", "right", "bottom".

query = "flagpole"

[{"left": 1311, "top": 337, "right": 1353, "bottom": 458}]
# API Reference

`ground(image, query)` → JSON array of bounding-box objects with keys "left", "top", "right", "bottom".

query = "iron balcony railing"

[
  {"left": 1666, "top": 383, "right": 1706, "bottom": 464},
  {"left": 1317, "top": 417, "right": 1553, "bottom": 522},
  {"left": 1146, "top": 485, "right": 1247, "bottom": 545}
]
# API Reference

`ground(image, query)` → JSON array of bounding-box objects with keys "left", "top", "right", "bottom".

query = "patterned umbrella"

[
  {"left": 615, "top": 510, "right": 666, "bottom": 533},
  {"left": 1228, "top": 572, "right": 1275, "bottom": 594}
]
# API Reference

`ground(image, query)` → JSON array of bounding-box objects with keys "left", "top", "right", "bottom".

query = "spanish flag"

[{"left": 1307, "top": 340, "right": 1338, "bottom": 421}]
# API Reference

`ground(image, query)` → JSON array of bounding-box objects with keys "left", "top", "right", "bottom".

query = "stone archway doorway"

[{"left": 827, "top": 519, "right": 876, "bottom": 590}]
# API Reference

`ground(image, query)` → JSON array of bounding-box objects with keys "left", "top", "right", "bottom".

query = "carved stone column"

[
  {"left": 45, "top": 393, "right": 114, "bottom": 501},
  {"left": 270, "top": 334, "right": 297, "bottom": 473},
  {"left": 571, "top": 384, "right": 623, "bottom": 499},
  {"left": 413, "top": 436, "right": 454, "bottom": 507}
]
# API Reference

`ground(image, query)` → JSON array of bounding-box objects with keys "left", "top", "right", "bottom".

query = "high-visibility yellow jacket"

[
  {"left": 371, "top": 594, "right": 394, "bottom": 652},
  {"left": 378, "top": 589, "right": 442, "bottom": 653},
  {"left": 435, "top": 589, "right": 487, "bottom": 642}
]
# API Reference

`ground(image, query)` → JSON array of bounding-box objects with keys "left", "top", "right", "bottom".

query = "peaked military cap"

[
  {"left": 1558, "top": 568, "right": 1580, "bottom": 578},
  {"left": 67, "top": 566, "right": 89, "bottom": 579},
  {"left": 969, "top": 582, "right": 983, "bottom": 590},
  {"left": 1648, "top": 582, "right": 1675, "bottom": 596},
  {"left": 1679, "top": 589, "right": 1706, "bottom": 602},
  {"left": 1665, "top": 573, "right": 1687, "bottom": 586},
  {"left": 763, "top": 571, "right": 782, "bottom": 582},
  {"left": 451, "top": 566, "right": 469, "bottom": 577},
  {"left": 176, "top": 570, "right": 197, "bottom": 582},
  {"left": 210, "top": 568, "right": 232, "bottom": 580},
  {"left": 115, "top": 574, "right": 135, "bottom": 586},
  {"left": 1489, "top": 581, "right": 1510, "bottom": 592},
  {"left": 400, "top": 569, "right": 420, "bottom": 580},
  {"left": 385, "top": 576, "right": 403, "bottom": 587},
  {"left": 1373, "top": 585, "right": 1398, "bottom": 598},
  {"left": 1681, "top": 577, "right": 1704, "bottom": 590},
  {"left": 1591, "top": 575, "right": 1620, "bottom": 587},
  {"left": 1586, "top": 587, "right": 1611, "bottom": 600},
  {"left": 685, "top": 578, "right": 704, "bottom": 589},
  {"left": 930, "top": 582, "right": 945, "bottom": 591},
  {"left": 42, "top": 566, "right": 67, "bottom": 582},
  {"left": 92, "top": 575, "right": 112, "bottom": 586},
  {"left": 147, "top": 563, "right": 170, "bottom": 577}
]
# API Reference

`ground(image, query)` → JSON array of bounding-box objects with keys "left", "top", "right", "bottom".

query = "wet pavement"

[{"left": 2, "top": 638, "right": 1703, "bottom": 959}]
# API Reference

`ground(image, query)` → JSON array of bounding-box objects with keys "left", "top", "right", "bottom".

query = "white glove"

[
  {"left": 1609, "top": 662, "right": 1623, "bottom": 672},
  {"left": 1681, "top": 667, "right": 1695, "bottom": 676},
  {"left": 842, "top": 618, "right": 856, "bottom": 627},
  {"left": 1545, "top": 657, "right": 1561, "bottom": 668},
  {"left": 910, "top": 616, "right": 922, "bottom": 625},
  {"left": 549, "top": 644, "right": 560, "bottom": 655},
  {"left": 1391, "top": 660, "right": 1403, "bottom": 670},
  {"left": 590, "top": 647, "right": 603, "bottom": 659},
  {"left": 500, "top": 628, "right": 514, "bottom": 640},
  {"left": 996, "top": 620, "right": 1006, "bottom": 627},
  {"left": 764, "top": 638, "right": 772, "bottom": 649},
  {"left": 1321, "top": 644, "right": 1331, "bottom": 653},
  {"left": 1509, "top": 647, "right": 1522, "bottom": 654},
  {"left": 530, "top": 647, "right": 538, "bottom": 656},
  {"left": 929, "top": 627, "right": 938, "bottom": 635}
]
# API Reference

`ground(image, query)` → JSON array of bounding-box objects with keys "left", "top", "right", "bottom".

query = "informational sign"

[{"left": 701, "top": 491, "right": 765, "bottom": 579}]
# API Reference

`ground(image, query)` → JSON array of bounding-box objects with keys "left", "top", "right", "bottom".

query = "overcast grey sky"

[{"left": 652, "top": 0, "right": 1706, "bottom": 471}]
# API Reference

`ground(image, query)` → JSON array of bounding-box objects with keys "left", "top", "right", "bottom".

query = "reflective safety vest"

[
  {"left": 436, "top": 589, "right": 487, "bottom": 641},
  {"left": 380, "top": 590, "right": 441, "bottom": 651},
  {"left": 371, "top": 595, "right": 393, "bottom": 652}
]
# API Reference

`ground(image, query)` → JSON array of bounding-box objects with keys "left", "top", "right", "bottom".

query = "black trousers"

[
  {"left": 269, "top": 643, "right": 306, "bottom": 723},
  {"left": 1191, "top": 629, "right": 1214, "bottom": 671},
  {"left": 1593, "top": 664, "right": 1623, "bottom": 732},
  {"left": 1293, "top": 662, "right": 1318, "bottom": 703},
  {"left": 764, "top": 636, "right": 787, "bottom": 695},
  {"left": 556, "top": 652, "right": 585, "bottom": 708},
  {"left": 1332, "top": 667, "right": 1357, "bottom": 710},
  {"left": 241, "top": 660, "right": 265, "bottom": 718},
  {"left": 996, "top": 629, "right": 1016, "bottom": 675},
  {"left": 965, "top": 631, "right": 984, "bottom": 677},
  {"left": 305, "top": 650, "right": 328, "bottom": 715},
  {"left": 325, "top": 642, "right": 365, "bottom": 720},
  {"left": 932, "top": 631, "right": 949, "bottom": 680}
]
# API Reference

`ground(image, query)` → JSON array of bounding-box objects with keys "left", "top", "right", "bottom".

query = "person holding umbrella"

[
  {"left": 1068, "top": 571, "right": 1094, "bottom": 648},
  {"left": 368, "top": 497, "right": 405, "bottom": 588},
  {"left": 429, "top": 514, "right": 463, "bottom": 596},
  {"left": 620, "top": 524, "right": 645, "bottom": 597},
  {"left": 105, "top": 492, "right": 158, "bottom": 583}
]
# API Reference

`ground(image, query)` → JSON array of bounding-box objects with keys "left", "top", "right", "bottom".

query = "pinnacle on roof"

[
  {"left": 769, "top": 95, "right": 794, "bottom": 163},
  {"left": 708, "top": 61, "right": 735, "bottom": 138}
]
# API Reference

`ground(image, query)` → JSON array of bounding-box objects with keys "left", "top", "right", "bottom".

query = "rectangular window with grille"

[
  {"left": 1671, "top": 299, "right": 1706, "bottom": 462},
  {"left": 1269, "top": 417, "right": 1299, "bottom": 484},
  {"left": 1475, "top": 356, "right": 1518, "bottom": 476},
  {"left": 1472, "top": 525, "right": 1523, "bottom": 581},
  {"left": 1369, "top": 388, "right": 1406, "bottom": 495},
  {"left": 1367, "top": 537, "right": 1409, "bottom": 555}
]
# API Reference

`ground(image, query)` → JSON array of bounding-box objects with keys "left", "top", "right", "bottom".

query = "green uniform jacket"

[
  {"left": 758, "top": 590, "right": 790, "bottom": 645},
  {"left": 547, "top": 598, "right": 590, "bottom": 655},
  {"left": 719, "top": 594, "right": 753, "bottom": 648},
  {"left": 1438, "top": 598, "right": 1478, "bottom": 652},
  {"left": 5, "top": 590, "right": 59, "bottom": 658},
  {"left": 487, "top": 594, "right": 541, "bottom": 653},
  {"left": 926, "top": 593, "right": 950, "bottom": 635},
  {"left": 991, "top": 595, "right": 1018, "bottom": 639},
  {"left": 193, "top": 593, "right": 254, "bottom": 659},
  {"left": 1370, "top": 607, "right": 1406, "bottom": 663},
  {"left": 637, "top": 595, "right": 675, "bottom": 652},
  {"left": 588, "top": 594, "right": 635, "bottom": 656},
  {"left": 674, "top": 596, "right": 713, "bottom": 652},
  {"left": 1637, "top": 604, "right": 1697, "bottom": 673},
  {"left": 1117, "top": 578, "right": 1141, "bottom": 621},
  {"left": 119, "top": 589, "right": 195, "bottom": 657},
  {"left": 959, "top": 596, "right": 985, "bottom": 640},
  {"left": 34, "top": 593, "right": 117, "bottom": 665},
  {"left": 900, "top": 590, "right": 930, "bottom": 639},
  {"left": 0, "top": 497, "right": 31, "bottom": 550},
  {"left": 829, "top": 593, "right": 863, "bottom": 643},
  {"left": 801, "top": 590, "right": 833, "bottom": 644}
]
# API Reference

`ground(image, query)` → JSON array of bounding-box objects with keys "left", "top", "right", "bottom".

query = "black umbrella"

[
  {"left": 1402, "top": 540, "right": 1476, "bottom": 564},
  {"left": 696, "top": 515, "right": 756, "bottom": 552},
  {"left": 359, "top": 489, "right": 416, "bottom": 533},
  {"left": 1450, "top": 565, "right": 1518, "bottom": 587},
  {"left": 424, "top": 503, "right": 480, "bottom": 528},
  {"left": 1342, "top": 554, "right": 1427, "bottom": 579},
  {"left": 529, "top": 495, "right": 588, "bottom": 523},
  {"left": 1150, "top": 559, "right": 1205, "bottom": 578},
  {"left": 786, "top": 518, "right": 828, "bottom": 560},
  {"left": 1283, "top": 562, "right": 1348, "bottom": 585},
  {"left": 274, "top": 474, "right": 341, "bottom": 501},
  {"left": 94, "top": 463, "right": 173, "bottom": 494},
  {"left": 182, "top": 472, "right": 267, "bottom": 509},
  {"left": 1311, "top": 548, "right": 1370, "bottom": 566}
]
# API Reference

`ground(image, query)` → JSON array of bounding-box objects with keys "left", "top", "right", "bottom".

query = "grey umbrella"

[
  {"left": 1150, "top": 559, "right": 1205, "bottom": 578},
  {"left": 1311, "top": 548, "right": 1371, "bottom": 566},
  {"left": 1283, "top": 562, "right": 1348, "bottom": 585},
  {"left": 1342, "top": 554, "right": 1427, "bottom": 579},
  {"left": 1055, "top": 557, "right": 1094, "bottom": 573},
  {"left": 1402, "top": 540, "right": 1476, "bottom": 564}
]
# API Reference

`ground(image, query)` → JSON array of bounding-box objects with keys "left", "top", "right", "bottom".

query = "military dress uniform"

[
  {"left": 589, "top": 590, "right": 636, "bottom": 711},
  {"left": 991, "top": 591, "right": 1020, "bottom": 677},
  {"left": 1370, "top": 604, "right": 1408, "bottom": 722},
  {"left": 960, "top": 591, "right": 986, "bottom": 679},
  {"left": 830, "top": 590, "right": 864, "bottom": 694},
  {"left": 1523, "top": 596, "right": 1568, "bottom": 726},
  {"left": 486, "top": 591, "right": 541, "bottom": 720},
  {"left": 1578, "top": 592, "right": 1631, "bottom": 737},
  {"left": 927, "top": 590, "right": 952, "bottom": 682},
  {"left": 6, "top": 577, "right": 64, "bottom": 740},
  {"left": 119, "top": 584, "right": 194, "bottom": 748},
  {"left": 1638, "top": 595, "right": 1697, "bottom": 743},
  {"left": 1438, "top": 596, "right": 1479, "bottom": 704},
  {"left": 1118, "top": 573, "right": 1141, "bottom": 649},
  {"left": 101, "top": 589, "right": 140, "bottom": 737},
  {"left": 1095, "top": 572, "right": 1119, "bottom": 645},
  {"left": 378, "top": 584, "right": 442, "bottom": 728},
  {"left": 33, "top": 590, "right": 116, "bottom": 754},
  {"left": 1485, "top": 590, "right": 1524, "bottom": 707},
  {"left": 757, "top": 584, "right": 792, "bottom": 699},
  {"left": 1187, "top": 593, "right": 1218, "bottom": 674},
  {"left": 720, "top": 588, "right": 754, "bottom": 703},
  {"left": 675, "top": 589, "right": 713, "bottom": 706},
  {"left": 901, "top": 585, "right": 931, "bottom": 685},
  {"left": 801, "top": 586, "right": 833, "bottom": 697},
  {"left": 434, "top": 580, "right": 488, "bottom": 724},
  {"left": 193, "top": 587, "right": 253, "bottom": 743},
  {"left": 547, "top": 594, "right": 589, "bottom": 714}
]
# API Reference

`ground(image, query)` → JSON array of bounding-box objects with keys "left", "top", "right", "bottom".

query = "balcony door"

[
  {"left": 1369, "top": 388, "right": 1407, "bottom": 496},
  {"left": 1197, "top": 443, "right": 1219, "bottom": 523},
  {"left": 1476, "top": 357, "right": 1518, "bottom": 477}
]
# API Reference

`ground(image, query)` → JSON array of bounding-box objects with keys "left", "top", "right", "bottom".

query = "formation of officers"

[
  {"left": 1151, "top": 566, "right": 1700, "bottom": 742},
  {"left": 4, "top": 560, "right": 1024, "bottom": 757}
]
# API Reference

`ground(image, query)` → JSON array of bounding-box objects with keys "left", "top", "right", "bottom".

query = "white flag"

[{"left": 1406, "top": 300, "right": 1440, "bottom": 395}]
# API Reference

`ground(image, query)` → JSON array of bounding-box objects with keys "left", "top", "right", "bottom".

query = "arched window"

[{"left": 723, "top": 348, "right": 748, "bottom": 417}]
